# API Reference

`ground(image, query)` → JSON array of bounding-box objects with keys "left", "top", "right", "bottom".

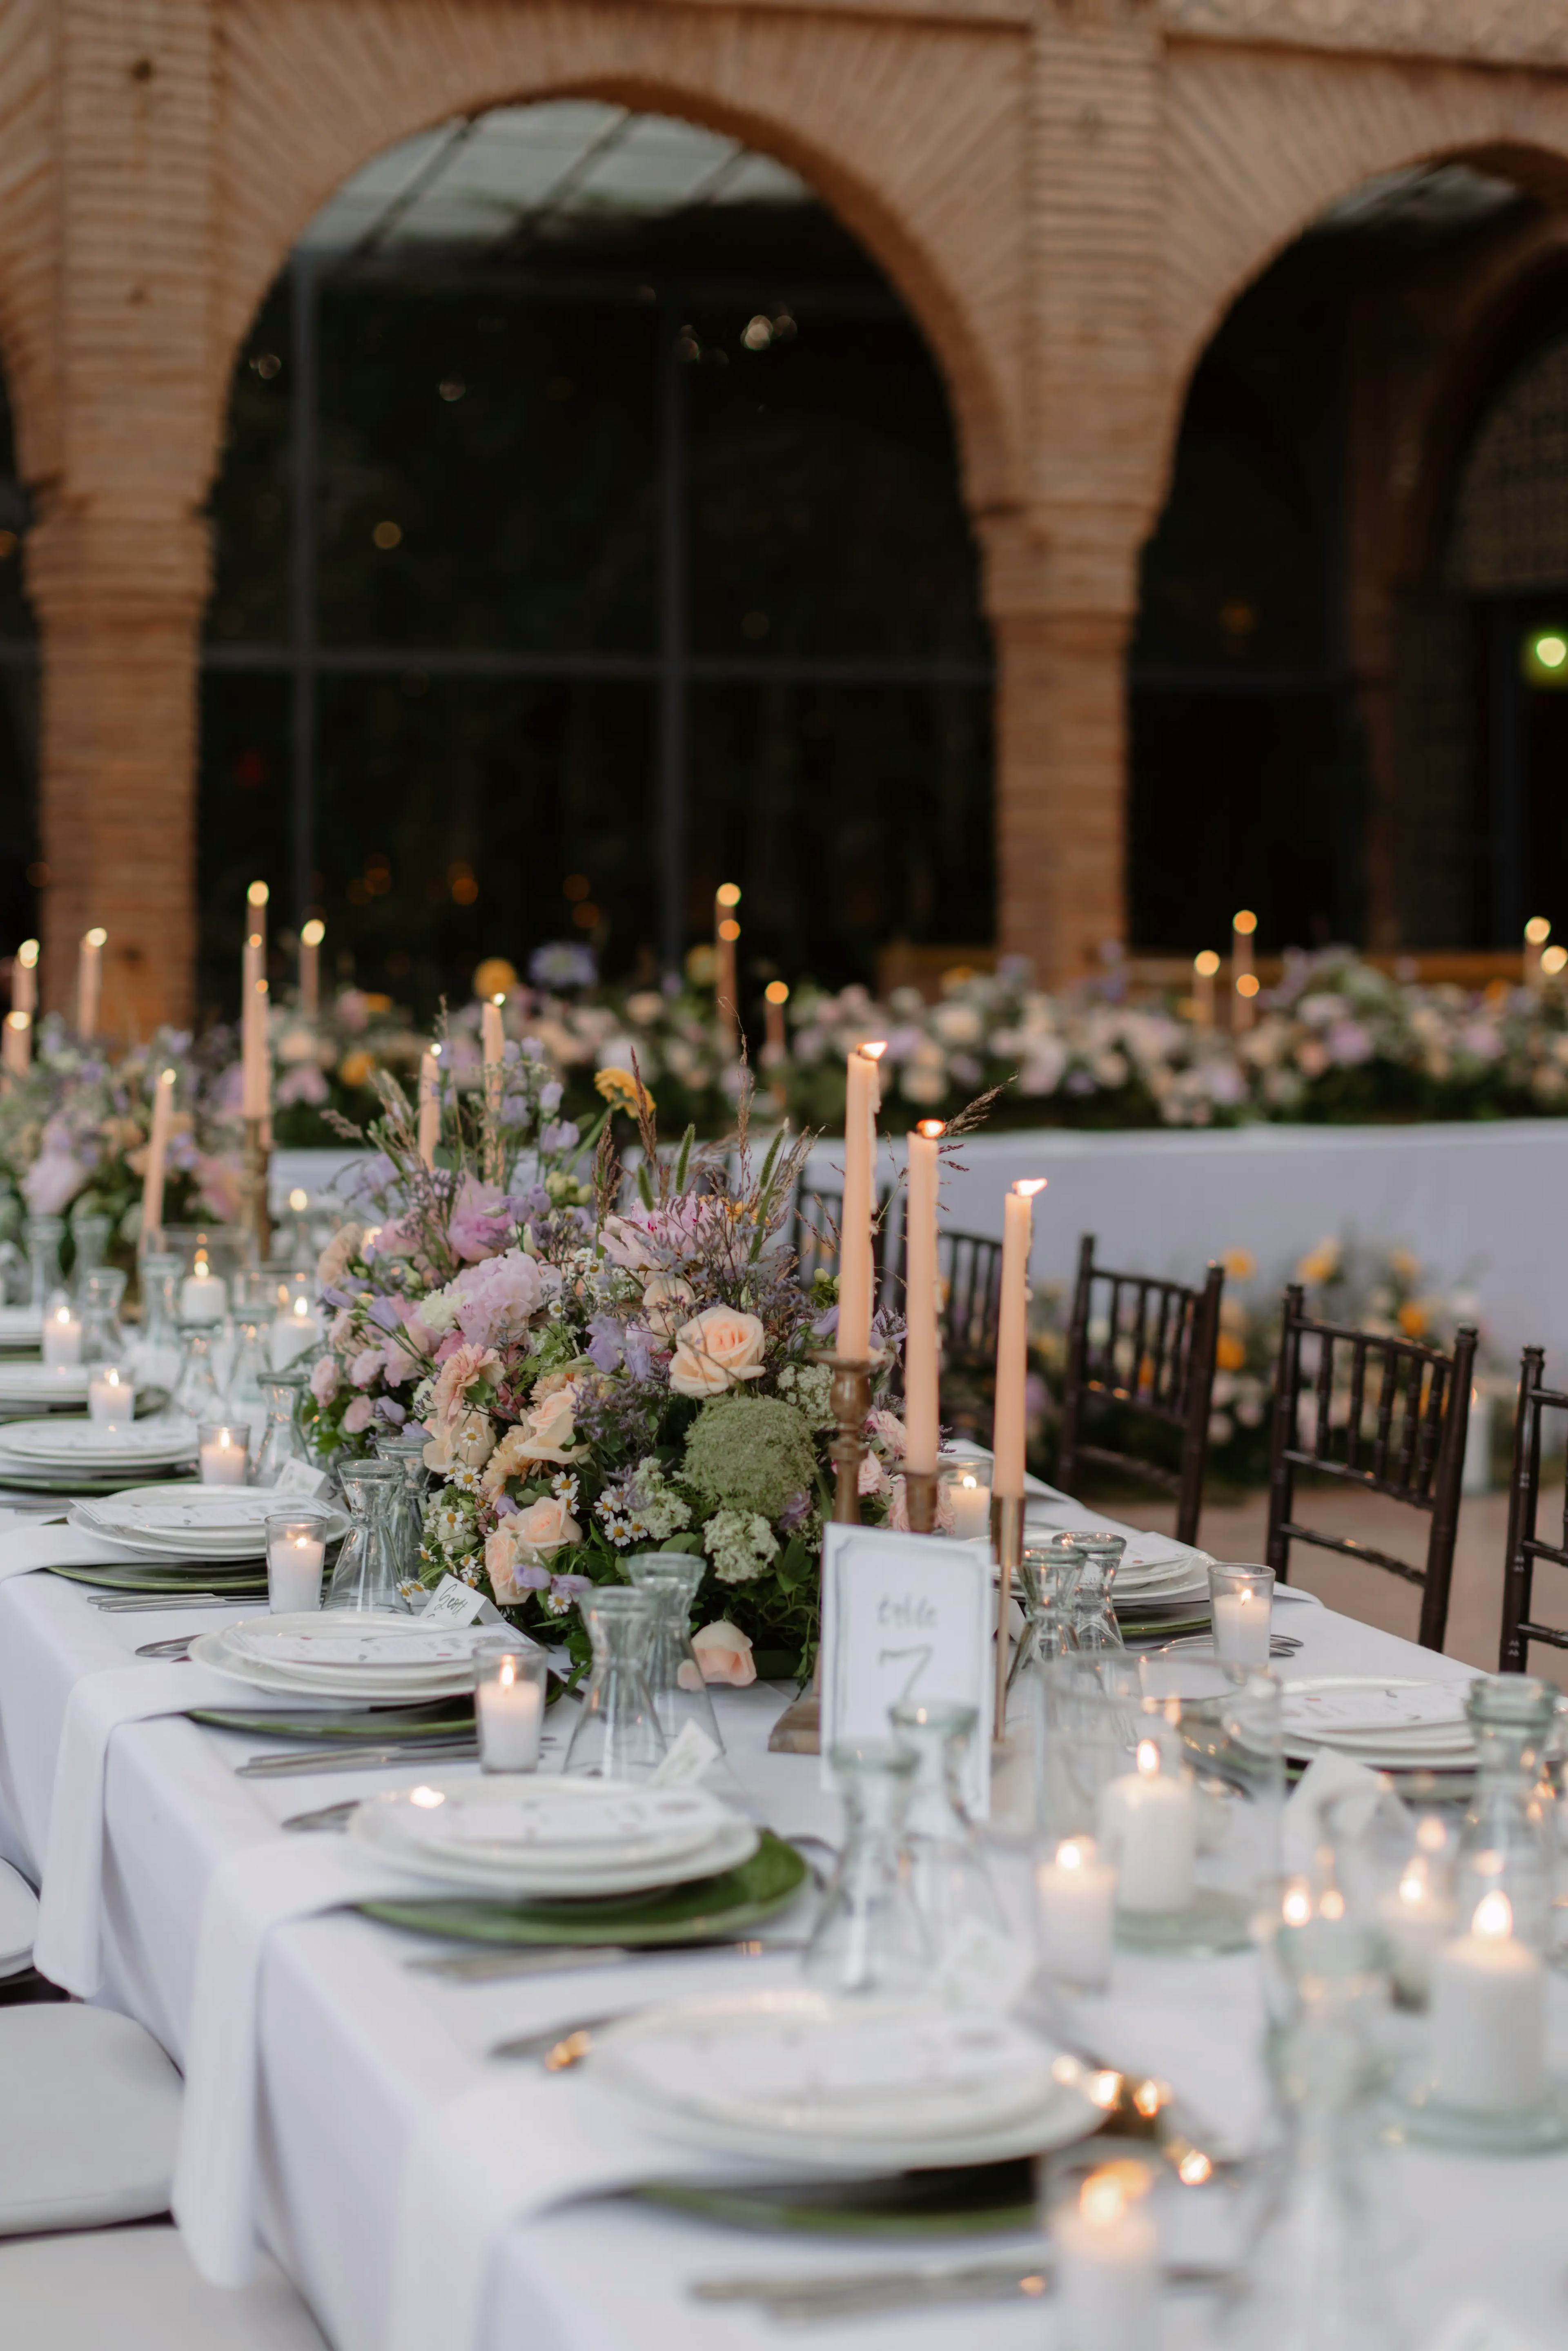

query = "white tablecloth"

[
  {"left": 2, "top": 1558, "right": 1566, "bottom": 2349},
  {"left": 277, "top": 1121, "right": 1568, "bottom": 1370}
]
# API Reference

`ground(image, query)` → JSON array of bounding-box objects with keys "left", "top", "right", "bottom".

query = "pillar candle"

[
  {"left": 11, "top": 938, "right": 37, "bottom": 1018},
  {"left": 1054, "top": 2168, "right": 1160, "bottom": 2351},
  {"left": 299, "top": 918, "right": 324, "bottom": 1017},
  {"left": 2, "top": 1011, "right": 28, "bottom": 1075},
  {"left": 142, "top": 1066, "right": 176, "bottom": 1243},
  {"left": 77, "top": 928, "right": 105, "bottom": 1039},
  {"left": 1193, "top": 950, "right": 1218, "bottom": 1029},
  {"left": 991, "top": 1178, "right": 1044, "bottom": 1501},
  {"left": 1430, "top": 1892, "right": 1545, "bottom": 2111},
  {"left": 715, "top": 883, "right": 741, "bottom": 1051},
  {"left": 903, "top": 1120, "right": 944, "bottom": 1477},
  {"left": 417, "top": 1046, "right": 441, "bottom": 1168},
  {"left": 267, "top": 1529, "right": 325, "bottom": 1613},
  {"left": 180, "top": 1266, "right": 226, "bottom": 1324},
  {"left": 476, "top": 1659, "right": 544, "bottom": 1771},
  {"left": 1232, "top": 909, "right": 1257, "bottom": 1034},
  {"left": 1098, "top": 1738, "right": 1196, "bottom": 1912},
  {"left": 836, "top": 1042, "right": 885, "bottom": 1363},
  {"left": 1036, "top": 1835, "right": 1117, "bottom": 1987}
]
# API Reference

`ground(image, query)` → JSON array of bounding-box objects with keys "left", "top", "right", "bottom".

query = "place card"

[
  {"left": 273, "top": 1458, "right": 332, "bottom": 1498},
  {"left": 421, "top": 1573, "right": 490, "bottom": 1626},
  {"left": 819, "top": 1523, "right": 993, "bottom": 1815}
]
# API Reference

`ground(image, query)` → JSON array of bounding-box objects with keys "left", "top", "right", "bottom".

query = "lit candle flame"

[
  {"left": 860, "top": 1039, "right": 888, "bottom": 1062},
  {"left": 1473, "top": 1890, "right": 1514, "bottom": 1940},
  {"left": 1135, "top": 1738, "right": 1161, "bottom": 1777},
  {"left": 1013, "top": 1177, "right": 1047, "bottom": 1197}
]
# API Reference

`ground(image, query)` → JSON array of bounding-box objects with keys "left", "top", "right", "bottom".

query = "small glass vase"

[
  {"left": 1457, "top": 1674, "right": 1559, "bottom": 1953},
  {"left": 23, "top": 1215, "right": 64, "bottom": 1312},
  {"left": 890, "top": 1698, "right": 1004, "bottom": 1959},
  {"left": 130, "top": 1252, "right": 185, "bottom": 1394},
  {"left": 79, "top": 1268, "right": 129, "bottom": 1367},
  {"left": 69, "top": 1212, "right": 112, "bottom": 1298},
  {"left": 253, "top": 1369, "right": 310, "bottom": 1486},
  {"left": 224, "top": 1316, "right": 272, "bottom": 1440},
  {"left": 562, "top": 1587, "right": 667, "bottom": 1781},
  {"left": 622, "top": 1555, "right": 725, "bottom": 1755},
  {"left": 1011, "top": 1540, "right": 1084, "bottom": 1689},
  {"left": 324, "top": 1461, "right": 410, "bottom": 1613},
  {"left": 374, "top": 1426, "right": 433, "bottom": 1599},
  {"left": 172, "top": 1324, "right": 225, "bottom": 1423},
  {"left": 804, "top": 1743, "right": 930, "bottom": 1998}
]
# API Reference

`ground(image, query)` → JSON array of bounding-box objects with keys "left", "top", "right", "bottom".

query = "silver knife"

[
  {"left": 691, "top": 2257, "right": 1237, "bottom": 2320},
  {"left": 236, "top": 1738, "right": 479, "bottom": 1778}
]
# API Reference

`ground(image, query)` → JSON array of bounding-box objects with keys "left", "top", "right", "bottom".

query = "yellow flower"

[
  {"left": 339, "top": 1050, "right": 375, "bottom": 1089},
  {"left": 1221, "top": 1247, "right": 1256, "bottom": 1282},
  {"left": 595, "top": 1065, "right": 653, "bottom": 1117},
  {"left": 1388, "top": 1248, "right": 1421, "bottom": 1283},
  {"left": 1397, "top": 1301, "right": 1427, "bottom": 1338},
  {"left": 1296, "top": 1241, "right": 1339, "bottom": 1286},
  {"left": 1216, "top": 1332, "right": 1247, "bottom": 1372}
]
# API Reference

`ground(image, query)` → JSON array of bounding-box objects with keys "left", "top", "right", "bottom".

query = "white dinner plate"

[
  {"left": 0, "top": 1308, "right": 43, "bottom": 1344},
  {"left": 1281, "top": 1675, "right": 1477, "bottom": 1768},
  {"left": 0, "top": 1364, "right": 91, "bottom": 1406},
  {"left": 74, "top": 1486, "right": 346, "bottom": 1556},
  {"left": 0, "top": 1417, "right": 196, "bottom": 1465},
  {"left": 191, "top": 1614, "right": 480, "bottom": 1700},
  {"left": 349, "top": 1784, "right": 760, "bottom": 1896},
  {"left": 592, "top": 1990, "right": 1102, "bottom": 2170},
  {"left": 371, "top": 1778, "right": 731, "bottom": 1874}
]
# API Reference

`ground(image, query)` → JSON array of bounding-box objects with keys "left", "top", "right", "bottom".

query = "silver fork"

[{"left": 689, "top": 2255, "right": 1238, "bottom": 2322}]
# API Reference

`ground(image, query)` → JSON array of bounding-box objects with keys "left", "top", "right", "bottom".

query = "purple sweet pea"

[
  {"left": 621, "top": 1325, "right": 657, "bottom": 1382},
  {"left": 374, "top": 1397, "right": 408, "bottom": 1424},
  {"left": 778, "top": 1489, "right": 813, "bottom": 1533},
  {"left": 550, "top": 1573, "right": 592, "bottom": 1599},
  {"left": 366, "top": 1296, "right": 402, "bottom": 1333},
  {"left": 586, "top": 1314, "right": 624, "bottom": 1373}
]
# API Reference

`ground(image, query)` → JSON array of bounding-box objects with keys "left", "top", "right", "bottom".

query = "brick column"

[{"left": 27, "top": 511, "right": 208, "bottom": 1036}]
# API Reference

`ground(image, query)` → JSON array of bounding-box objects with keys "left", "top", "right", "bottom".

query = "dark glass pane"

[
  {"left": 196, "top": 674, "right": 291, "bottom": 1017},
  {"left": 685, "top": 303, "right": 987, "bottom": 664},
  {"left": 206, "top": 285, "right": 292, "bottom": 644},
  {"left": 688, "top": 682, "right": 992, "bottom": 994},
  {"left": 314, "top": 285, "right": 659, "bottom": 653},
  {"left": 309, "top": 675, "right": 656, "bottom": 1006}
]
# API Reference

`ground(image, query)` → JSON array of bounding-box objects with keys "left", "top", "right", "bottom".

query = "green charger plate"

[
  {"left": 0, "top": 1470, "right": 198, "bottom": 1497},
  {"left": 47, "top": 1561, "right": 268, "bottom": 1594},
  {"left": 187, "top": 1700, "right": 477, "bottom": 1742},
  {"left": 629, "top": 2160, "right": 1037, "bottom": 2239},
  {"left": 358, "top": 1831, "right": 808, "bottom": 1948}
]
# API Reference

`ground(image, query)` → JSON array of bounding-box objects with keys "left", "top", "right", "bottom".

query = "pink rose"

[
  {"left": 668, "top": 1305, "right": 766, "bottom": 1399},
  {"left": 640, "top": 1271, "right": 695, "bottom": 1340},
  {"left": 379, "top": 1342, "right": 419, "bottom": 1387},
  {"left": 693, "top": 1619, "right": 756, "bottom": 1687},
  {"left": 316, "top": 1224, "right": 365, "bottom": 1290},
  {"left": 858, "top": 1450, "right": 890, "bottom": 1498},
  {"left": 342, "top": 1395, "right": 374, "bottom": 1435},
  {"left": 310, "top": 1356, "right": 339, "bottom": 1406},
  {"left": 348, "top": 1347, "right": 384, "bottom": 1390},
  {"left": 423, "top": 1408, "right": 494, "bottom": 1473}
]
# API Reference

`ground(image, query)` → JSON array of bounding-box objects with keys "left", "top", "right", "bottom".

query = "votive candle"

[
  {"left": 180, "top": 1265, "right": 226, "bottom": 1324},
  {"left": 1378, "top": 1856, "right": 1457, "bottom": 2007},
  {"left": 1209, "top": 1563, "right": 1274, "bottom": 1665},
  {"left": 87, "top": 1367, "right": 135, "bottom": 1427},
  {"left": 1036, "top": 1836, "right": 1117, "bottom": 1988},
  {"left": 1099, "top": 1738, "right": 1196, "bottom": 1913},
  {"left": 940, "top": 1461, "right": 991, "bottom": 1540},
  {"left": 198, "top": 1422, "right": 249, "bottom": 1485},
  {"left": 903, "top": 1120, "right": 944, "bottom": 1477},
  {"left": 266, "top": 1517, "right": 325, "bottom": 1612},
  {"left": 991, "top": 1179, "right": 1045, "bottom": 1501},
  {"left": 1430, "top": 1890, "right": 1545, "bottom": 2112},
  {"left": 476, "top": 1649, "right": 548, "bottom": 1772},
  {"left": 836, "top": 1041, "right": 885, "bottom": 1364},
  {"left": 42, "top": 1301, "right": 83, "bottom": 1368},
  {"left": 1053, "top": 2166, "right": 1160, "bottom": 2351}
]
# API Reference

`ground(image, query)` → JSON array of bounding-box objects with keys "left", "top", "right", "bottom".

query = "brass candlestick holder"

[
  {"left": 768, "top": 1353, "right": 871, "bottom": 1756},
  {"left": 992, "top": 1491, "right": 1023, "bottom": 1738},
  {"left": 242, "top": 1116, "right": 272, "bottom": 1264},
  {"left": 904, "top": 1466, "right": 939, "bottom": 1535}
]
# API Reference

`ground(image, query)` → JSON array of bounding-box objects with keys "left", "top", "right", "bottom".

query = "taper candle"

[
  {"left": 142, "top": 1066, "right": 176, "bottom": 1242},
  {"left": 299, "top": 917, "right": 324, "bottom": 1017},
  {"left": 481, "top": 994, "right": 505, "bottom": 1069},
  {"left": 991, "top": 1178, "right": 1045, "bottom": 1500},
  {"left": 2, "top": 1011, "right": 28, "bottom": 1075},
  {"left": 1232, "top": 909, "right": 1257, "bottom": 1033},
  {"left": 11, "top": 938, "right": 37, "bottom": 1018},
  {"left": 903, "top": 1120, "right": 944, "bottom": 1477},
  {"left": 77, "top": 928, "right": 105, "bottom": 1039},
  {"left": 836, "top": 1042, "right": 886, "bottom": 1364},
  {"left": 764, "top": 979, "right": 788, "bottom": 1059},
  {"left": 1525, "top": 916, "right": 1550, "bottom": 993},
  {"left": 715, "top": 882, "right": 741, "bottom": 1052},
  {"left": 1193, "top": 949, "right": 1218, "bottom": 1029},
  {"left": 417, "top": 1045, "right": 441, "bottom": 1168},
  {"left": 242, "top": 929, "right": 270, "bottom": 1120}
]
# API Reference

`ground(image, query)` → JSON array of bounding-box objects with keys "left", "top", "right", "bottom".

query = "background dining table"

[{"left": 0, "top": 1509, "right": 1564, "bottom": 2351}]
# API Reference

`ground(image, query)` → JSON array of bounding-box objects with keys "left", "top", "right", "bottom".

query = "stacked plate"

[
  {"left": 191, "top": 1612, "right": 508, "bottom": 1701},
  {"left": 0, "top": 1362, "right": 91, "bottom": 1415},
  {"left": 592, "top": 1990, "right": 1102, "bottom": 2169},
  {"left": 1026, "top": 1505, "right": 1214, "bottom": 1630},
  {"left": 0, "top": 1414, "right": 197, "bottom": 1496},
  {"left": 349, "top": 1775, "right": 759, "bottom": 1898},
  {"left": 1281, "top": 1675, "right": 1476, "bottom": 1772},
  {"left": 70, "top": 1484, "right": 347, "bottom": 1560},
  {"left": 0, "top": 1306, "right": 42, "bottom": 1355}
]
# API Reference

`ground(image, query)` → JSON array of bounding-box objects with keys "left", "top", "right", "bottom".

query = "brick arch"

[
  {"left": 1150, "top": 44, "right": 1568, "bottom": 533},
  {"left": 211, "top": 0, "right": 1028, "bottom": 524}
]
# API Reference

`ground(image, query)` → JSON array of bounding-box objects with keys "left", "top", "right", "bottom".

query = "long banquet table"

[{"left": 1, "top": 1533, "right": 1566, "bottom": 2349}]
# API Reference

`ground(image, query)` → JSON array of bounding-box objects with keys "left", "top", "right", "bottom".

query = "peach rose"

[
  {"left": 640, "top": 1270, "right": 695, "bottom": 1340},
  {"left": 316, "top": 1223, "right": 365, "bottom": 1290},
  {"left": 481, "top": 1386, "right": 584, "bottom": 1495},
  {"left": 692, "top": 1619, "right": 756, "bottom": 1687},
  {"left": 423, "top": 1407, "right": 495, "bottom": 1473},
  {"left": 668, "top": 1305, "right": 766, "bottom": 1399}
]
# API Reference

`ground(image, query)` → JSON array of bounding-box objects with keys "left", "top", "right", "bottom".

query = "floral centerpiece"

[
  {"left": 269, "top": 986, "right": 427, "bottom": 1146},
  {"left": 303, "top": 1046, "right": 911, "bottom": 1677}
]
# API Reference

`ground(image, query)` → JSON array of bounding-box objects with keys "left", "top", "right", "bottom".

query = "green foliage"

[{"left": 681, "top": 1393, "right": 818, "bottom": 1522}]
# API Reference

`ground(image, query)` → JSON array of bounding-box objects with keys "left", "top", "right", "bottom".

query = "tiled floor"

[{"left": 1105, "top": 1479, "right": 1568, "bottom": 1692}]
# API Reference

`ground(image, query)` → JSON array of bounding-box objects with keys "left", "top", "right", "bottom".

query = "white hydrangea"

[
  {"left": 778, "top": 1361, "right": 834, "bottom": 1429},
  {"left": 703, "top": 1509, "right": 779, "bottom": 1586}
]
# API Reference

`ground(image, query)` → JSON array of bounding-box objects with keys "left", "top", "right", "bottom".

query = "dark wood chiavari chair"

[
  {"left": 1499, "top": 1346, "right": 1568, "bottom": 1672},
  {"left": 795, "top": 1186, "right": 1002, "bottom": 1379},
  {"left": 1056, "top": 1233, "right": 1224, "bottom": 1547},
  {"left": 1265, "top": 1281, "right": 1476, "bottom": 1653},
  {"left": 791, "top": 1185, "right": 894, "bottom": 1291}
]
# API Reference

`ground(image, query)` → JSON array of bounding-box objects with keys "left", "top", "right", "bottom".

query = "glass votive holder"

[
  {"left": 87, "top": 1365, "right": 136, "bottom": 1427},
  {"left": 1042, "top": 2153, "right": 1161, "bottom": 2351},
  {"left": 1035, "top": 1834, "right": 1117, "bottom": 1990},
  {"left": 938, "top": 1451, "right": 992, "bottom": 1540},
  {"left": 197, "top": 1419, "right": 251, "bottom": 1486},
  {"left": 41, "top": 1292, "right": 83, "bottom": 1370},
  {"left": 1208, "top": 1562, "right": 1274, "bottom": 1665},
  {"left": 475, "top": 1648, "right": 549, "bottom": 1773},
  {"left": 265, "top": 1514, "right": 327, "bottom": 1613}
]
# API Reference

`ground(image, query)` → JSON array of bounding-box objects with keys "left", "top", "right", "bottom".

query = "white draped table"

[{"left": 1, "top": 1555, "right": 1566, "bottom": 2348}]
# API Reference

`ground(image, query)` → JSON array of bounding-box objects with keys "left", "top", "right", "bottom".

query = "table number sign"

[{"left": 819, "top": 1523, "right": 994, "bottom": 1815}]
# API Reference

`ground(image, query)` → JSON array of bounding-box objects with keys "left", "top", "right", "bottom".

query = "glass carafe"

[
  {"left": 623, "top": 1553, "right": 724, "bottom": 1754},
  {"left": 1060, "top": 1530, "right": 1126, "bottom": 1652},
  {"left": 1011, "top": 1539, "right": 1085, "bottom": 1689},
  {"left": 325, "top": 1461, "right": 409, "bottom": 1613},
  {"left": 224, "top": 1315, "right": 272, "bottom": 1441},
  {"left": 79, "top": 1268, "right": 128, "bottom": 1367},
  {"left": 1457, "top": 1674, "right": 1559, "bottom": 1953},
  {"left": 253, "top": 1369, "right": 310, "bottom": 1486},
  {"left": 131, "top": 1253, "right": 184, "bottom": 1394},
  {"left": 69, "top": 1212, "right": 111, "bottom": 1299},
  {"left": 804, "top": 1743, "right": 931, "bottom": 1998},
  {"left": 24, "top": 1215, "right": 64, "bottom": 1312},
  {"left": 563, "top": 1587, "right": 667, "bottom": 1780},
  {"left": 890, "top": 1698, "right": 1004, "bottom": 1957},
  {"left": 374, "top": 1426, "right": 432, "bottom": 1598},
  {"left": 172, "top": 1324, "right": 224, "bottom": 1423}
]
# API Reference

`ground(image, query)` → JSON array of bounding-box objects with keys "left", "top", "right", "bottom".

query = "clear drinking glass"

[
  {"left": 324, "top": 1461, "right": 410, "bottom": 1613},
  {"left": 890, "top": 1698, "right": 1004, "bottom": 1957},
  {"left": 69, "top": 1212, "right": 112, "bottom": 1297},
  {"left": 622, "top": 1553, "right": 724, "bottom": 1753},
  {"left": 78, "top": 1268, "right": 128, "bottom": 1366},
  {"left": 172, "top": 1325, "right": 224, "bottom": 1422},
  {"left": 23, "top": 1215, "right": 64, "bottom": 1311},
  {"left": 803, "top": 1743, "right": 930, "bottom": 1997},
  {"left": 253, "top": 1369, "right": 310, "bottom": 1486},
  {"left": 562, "top": 1587, "right": 667, "bottom": 1780},
  {"left": 130, "top": 1252, "right": 184, "bottom": 1393},
  {"left": 374, "top": 1426, "right": 433, "bottom": 1597},
  {"left": 224, "top": 1315, "right": 272, "bottom": 1440},
  {"left": 1062, "top": 1532, "right": 1127, "bottom": 1652}
]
